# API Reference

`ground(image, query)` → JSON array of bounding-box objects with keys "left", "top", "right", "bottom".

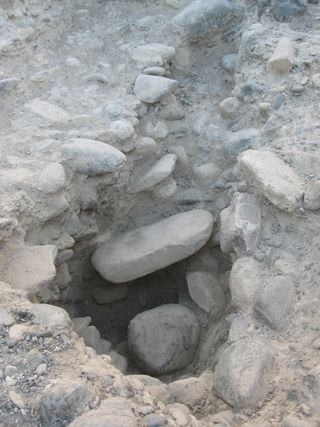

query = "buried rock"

[
  {"left": 172, "top": 0, "right": 244, "bottom": 40},
  {"left": 214, "top": 338, "right": 275, "bottom": 408},
  {"left": 92, "top": 209, "right": 214, "bottom": 283},
  {"left": 128, "top": 304, "right": 200, "bottom": 375}
]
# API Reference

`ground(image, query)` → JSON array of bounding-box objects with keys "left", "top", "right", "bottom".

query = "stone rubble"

[{"left": 1, "top": 0, "right": 320, "bottom": 426}]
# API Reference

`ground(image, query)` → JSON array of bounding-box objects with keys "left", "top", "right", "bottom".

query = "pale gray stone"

[
  {"left": 254, "top": 276, "right": 295, "bottom": 330},
  {"left": 239, "top": 150, "right": 305, "bottom": 212},
  {"left": 134, "top": 74, "right": 178, "bottom": 104},
  {"left": 229, "top": 257, "right": 264, "bottom": 313},
  {"left": 0, "top": 307, "right": 14, "bottom": 327},
  {"left": 220, "top": 193, "right": 261, "bottom": 255},
  {"left": 130, "top": 43, "right": 175, "bottom": 66},
  {"left": 62, "top": 138, "right": 126, "bottom": 175},
  {"left": 128, "top": 304, "right": 199, "bottom": 375},
  {"left": 131, "top": 154, "right": 177, "bottom": 193},
  {"left": 186, "top": 271, "right": 225, "bottom": 317},
  {"left": 39, "top": 379, "right": 96, "bottom": 426},
  {"left": 69, "top": 397, "right": 138, "bottom": 427},
  {"left": 92, "top": 210, "right": 213, "bottom": 283},
  {"left": 172, "top": 0, "right": 244, "bottom": 39},
  {"left": 25, "top": 98, "right": 71, "bottom": 124},
  {"left": 40, "top": 163, "right": 65, "bottom": 194},
  {"left": 31, "top": 304, "right": 72, "bottom": 334},
  {"left": 221, "top": 53, "right": 238, "bottom": 72},
  {"left": 304, "top": 181, "right": 320, "bottom": 210},
  {"left": 0, "top": 244, "right": 57, "bottom": 296},
  {"left": 214, "top": 338, "right": 274, "bottom": 408}
]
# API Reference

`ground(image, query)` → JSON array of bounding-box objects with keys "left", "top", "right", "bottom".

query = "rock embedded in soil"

[
  {"left": 131, "top": 154, "right": 177, "bottom": 193},
  {"left": 128, "top": 304, "right": 200, "bottom": 375},
  {"left": 25, "top": 98, "right": 71, "bottom": 124},
  {"left": 304, "top": 181, "right": 320, "bottom": 210},
  {"left": 220, "top": 192, "right": 261, "bottom": 255},
  {"left": 229, "top": 257, "right": 265, "bottom": 313},
  {"left": 134, "top": 74, "right": 178, "bottom": 104},
  {"left": 62, "top": 138, "right": 127, "bottom": 175},
  {"left": 129, "top": 43, "right": 175, "bottom": 66},
  {"left": 0, "top": 243, "right": 57, "bottom": 296},
  {"left": 172, "top": 0, "right": 244, "bottom": 39},
  {"left": 69, "top": 397, "right": 138, "bottom": 427},
  {"left": 254, "top": 276, "right": 295, "bottom": 330},
  {"left": 39, "top": 378, "right": 96, "bottom": 426},
  {"left": 92, "top": 209, "right": 214, "bottom": 283},
  {"left": 186, "top": 271, "right": 225, "bottom": 316},
  {"left": 267, "top": 37, "right": 294, "bottom": 74},
  {"left": 39, "top": 162, "right": 66, "bottom": 194},
  {"left": 239, "top": 150, "right": 305, "bottom": 212},
  {"left": 214, "top": 338, "right": 275, "bottom": 408},
  {"left": 271, "top": 0, "right": 306, "bottom": 22}
]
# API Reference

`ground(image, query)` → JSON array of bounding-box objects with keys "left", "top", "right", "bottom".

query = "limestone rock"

[
  {"left": 128, "top": 304, "right": 199, "bottom": 375},
  {"left": 282, "top": 415, "right": 312, "bottom": 427},
  {"left": 172, "top": 0, "right": 244, "bottom": 39},
  {"left": 167, "top": 403, "right": 199, "bottom": 427},
  {"left": 127, "top": 375, "right": 173, "bottom": 404},
  {"left": 31, "top": 304, "right": 72, "bottom": 334},
  {"left": 214, "top": 338, "right": 275, "bottom": 408},
  {"left": 131, "top": 154, "right": 177, "bottom": 193},
  {"left": 39, "top": 379, "right": 96, "bottom": 426},
  {"left": 193, "top": 163, "right": 222, "bottom": 187},
  {"left": 134, "top": 137, "right": 158, "bottom": 157},
  {"left": 254, "top": 276, "right": 295, "bottom": 330},
  {"left": 25, "top": 98, "right": 71, "bottom": 124},
  {"left": 304, "top": 181, "right": 320, "bottom": 210},
  {"left": 267, "top": 37, "right": 294, "bottom": 74},
  {"left": 0, "top": 307, "right": 14, "bottom": 327},
  {"left": 40, "top": 163, "right": 66, "bottom": 194},
  {"left": 219, "top": 97, "right": 240, "bottom": 118},
  {"left": 0, "top": 218, "right": 18, "bottom": 241},
  {"left": 221, "top": 53, "right": 238, "bottom": 72},
  {"left": 69, "top": 397, "right": 137, "bottom": 427},
  {"left": 271, "top": 0, "right": 306, "bottom": 22},
  {"left": 168, "top": 371, "right": 214, "bottom": 410},
  {"left": 0, "top": 244, "right": 57, "bottom": 296},
  {"left": 92, "top": 210, "right": 214, "bottom": 283},
  {"left": 92, "top": 284, "right": 128, "bottom": 305},
  {"left": 62, "top": 138, "right": 126, "bottom": 175},
  {"left": 229, "top": 257, "right": 264, "bottom": 313},
  {"left": 239, "top": 150, "right": 304, "bottom": 212},
  {"left": 186, "top": 271, "right": 225, "bottom": 317},
  {"left": 130, "top": 43, "right": 175, "bottom": 66},
  {"left": 109, "top": 119, "right": 135, "bottom": 140},
  {"left": 0, "top": 78, "right": 20, "bottom": 95},
  {"left": 152, "top": 177, "right": 177, "bottom": 199},
  {"left": 134, "top": 74, "right": 178, "bottom": 104},
  {"left": 220, "top": 193, "right": 261, "bottom": 255}
]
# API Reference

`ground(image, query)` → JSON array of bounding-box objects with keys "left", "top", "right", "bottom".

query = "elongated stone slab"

[
  {"left": 239, "top": 150, "right": 304, "bottom": 212},
  {"left": 92, "top": 210, "right": 214, "bottom": 283}
]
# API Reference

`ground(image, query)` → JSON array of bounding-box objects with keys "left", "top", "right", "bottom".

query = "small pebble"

[
  {"left": 5, "top": 365, "right": 18, "bottom": 377},
  {"left": 36, "top": 363, "right": 47, "bottom": 376}
]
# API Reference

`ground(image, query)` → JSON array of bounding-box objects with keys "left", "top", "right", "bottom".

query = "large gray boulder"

[
  {"left": 172, "top": 0, "right": 244, "bottom": 40},
  {"left": 214, "top": 338, "right": 275, "bottom": 408},
  {"left": 128, "top": 304, "right": 200, "bottom": 375},
  {"left": 92, "top": 210, "right": 214, "bottom": 283}
]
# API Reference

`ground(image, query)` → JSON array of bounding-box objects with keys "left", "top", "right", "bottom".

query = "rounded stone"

[{"left": 128, "top": 304, "right": 200, "bottom": 375}]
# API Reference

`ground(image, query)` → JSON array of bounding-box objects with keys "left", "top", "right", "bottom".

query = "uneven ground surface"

[{"left": 1, "top": 0, "right": 320, "bottom": 426}]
